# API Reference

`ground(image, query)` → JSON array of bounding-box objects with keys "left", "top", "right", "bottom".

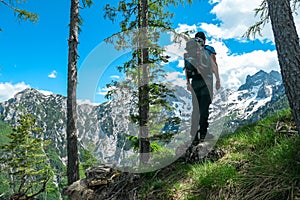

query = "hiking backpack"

[{"left": 184, "top": 38, "right": 213, "bottom": 80}]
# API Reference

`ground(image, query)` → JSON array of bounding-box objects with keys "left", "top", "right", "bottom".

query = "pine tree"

[
  {"left": 267, "top": 0, "right": 300, "bottom": 134},
  {"left": 104, "top": 0, "right": 192, "bottom": 165},
  {"left": 137, "top": 0, "right": 151, "bottom": 164},
  {"left": 66, "top": 0, "right": 93, "bottom": 185},
  {"left": 245, "top": 0, "right": 300, "bottom": 134},
  {"left": 0, "top": 115, "right": 51, "bottom": 199},
  {"left": 67, "top": 0, "right": 80, "bottom": 186}
]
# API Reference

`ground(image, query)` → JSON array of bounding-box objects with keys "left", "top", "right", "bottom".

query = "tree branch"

[
  {"left": 0, "top": 0, "right": 38, "bottom": 22},
  {"left": 28, "top": 176, "right": 50, "bottom": 199},
  {"left": 0, "top": 0, "right": 15, "bottom": 11}
]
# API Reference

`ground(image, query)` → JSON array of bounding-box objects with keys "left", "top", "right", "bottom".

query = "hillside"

[
  {"left": 137, "top": 109, "right": 300, "bottom": 200},
  {"left": 62, "top": 109, "right": 300, "bottom": 200}
]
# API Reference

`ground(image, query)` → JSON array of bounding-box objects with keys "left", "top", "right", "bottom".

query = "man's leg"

[
  {"left": 198, "top": 86, "right": 212, "bottom": 140},
  {"left": 191, "top": 91, "right": 200, "bottom": 144}
]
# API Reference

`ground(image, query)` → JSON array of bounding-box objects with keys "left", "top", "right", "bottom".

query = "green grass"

[{"left": 138, "top": 109, "right": 300, "bottom": 200}]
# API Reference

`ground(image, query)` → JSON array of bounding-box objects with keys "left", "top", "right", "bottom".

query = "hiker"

[{"left": 184, "top": 31, "right": 221, "bottom": 144}]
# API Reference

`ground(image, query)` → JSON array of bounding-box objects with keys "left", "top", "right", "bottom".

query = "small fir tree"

[{"left": 0, "top": 114, "right": 51, "bottom": 199}]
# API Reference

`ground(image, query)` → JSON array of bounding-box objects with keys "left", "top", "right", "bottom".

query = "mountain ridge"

[
  {"left": 0, "top": 69, "right": 289, "bottom": 187},
  {"left": 0, "top": 70, "right": 287, "bottom": 147}
]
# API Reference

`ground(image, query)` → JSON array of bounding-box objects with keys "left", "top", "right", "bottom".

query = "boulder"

[{"left": 63, "top": 163, "right": 140, "bottom": 200}]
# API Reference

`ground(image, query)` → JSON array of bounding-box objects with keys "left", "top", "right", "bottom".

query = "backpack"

[{"left": 184, "top": 38, "right": 213, "bottom": 80}]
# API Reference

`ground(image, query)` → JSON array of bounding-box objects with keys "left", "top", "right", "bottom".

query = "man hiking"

[{"left": 184, "top": 31, "right": 221, "bottom": 144}]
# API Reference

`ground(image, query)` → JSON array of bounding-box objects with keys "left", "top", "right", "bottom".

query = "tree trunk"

[
  {"left": 138, "top": 0, "right": 150, "bottom": 164},
  {"left": 267, "top": 0, "right": 300, "bottom": 134},
  {"left": 67, "top": 0, "right": 80, "bottom": 185}
]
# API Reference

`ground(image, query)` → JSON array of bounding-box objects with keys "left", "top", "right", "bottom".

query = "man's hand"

[
  {"left": 216, "top": 80, "right": 221, "bottom": 90},
  {"left": 187, "top": 82, "right": 191, "bottom": 91}
]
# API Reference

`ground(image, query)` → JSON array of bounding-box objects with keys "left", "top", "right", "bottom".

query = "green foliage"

[
  {"left": 149, "top": 141, "right": 161, "bottom": 152},
  {"left": 0, "top": 120, "right": 12, "bottom": 144},
  {"left": 0, "top": 173, "right": 10, "bottom": 197},
  {"left": 103, "top": 0, "right": 190, "bottom": 109},
  {"left": 0, "top": 0, "right": 38, "bottom": 32},
  {"left": 44, "top": 146, "right": 67, "bottom": 197},
  {"left": 0, "top": 114, "right": 52, "bottom": 199},
  {"left": 243, "top": 0, "right": 269, "bottom": 38},
  {"left": 80, "top": 144, "right": 98, "bottom": 177},
  {"left": 44, "top": 181, "right": 62, "bottom": 200},
  {"left": 0, "top": 0, "right": 39, "bottom": 23},
  {"left": 15, "top": 8, "right": 38, "bottom": 22},
  {"left": 126, "top": 135, "right": 163, "bottom": 152},
  {"left": 81, "top": 0, "right": 93, "bottom": 8},
  {"left": 126, "top": 135, "right": 139, "bottom": 150}
]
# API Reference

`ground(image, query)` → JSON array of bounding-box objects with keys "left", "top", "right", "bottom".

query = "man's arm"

[
  {"left": 185, "top": 69, "right": 191, "bottom": 91},
  {"left": 210, "top": 54, "right": 221, "bottom": 90}
]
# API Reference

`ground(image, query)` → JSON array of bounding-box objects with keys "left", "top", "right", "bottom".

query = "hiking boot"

[
  {"left": 192, "top": 137, "right": 200, "bottom": 145},
  {"left": 191, "top": 130, "right": 201, "bottom": 145}
]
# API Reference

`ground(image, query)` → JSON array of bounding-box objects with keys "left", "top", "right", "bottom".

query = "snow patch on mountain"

[{"left": 209, "top": 70, "right": 284, "bottom": 132}]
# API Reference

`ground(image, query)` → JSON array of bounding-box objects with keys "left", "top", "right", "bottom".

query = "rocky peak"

[
  {"left": 13, "top": 88, "right": 41, "bottom": 101},
  {"left": 238, "top": 70, "right": 282, "bottom": 91}
]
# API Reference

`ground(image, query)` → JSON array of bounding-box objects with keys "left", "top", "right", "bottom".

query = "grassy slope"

[{"left": 138, "top": 109, "right": 300, "bottom": 200}]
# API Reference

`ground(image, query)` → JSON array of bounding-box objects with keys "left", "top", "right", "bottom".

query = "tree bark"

[
  {"left": 67, "top": 0, "right": 80, "bottom": 185},
  {"left": 138, "top": 0, "right": 150, "bottom": 164},
  {"left": 267, "top": 0, "right": 300, "bottom": 134}
]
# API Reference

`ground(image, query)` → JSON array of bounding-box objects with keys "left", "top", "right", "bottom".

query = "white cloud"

[
  {"left": 175, "top": 24, "right": 198, "bottom": 36},
  {"left": 203, "top": 0, "right": 300, "bottom": 42},
  {"left": 202, "top": 0, "right": 275, "bottom": 42},
  {"left": 165, "top": 71, "right": 186, "bottom": 85},
  {"left": 293, "top": 8, "right": 300, "bottom": 36},
  {"left": 110, "top": 75, "right": 120, "bottom": 79},
  {"left": 178, "top": 59, "right": 184, "bottom": 68},
  {"left": 97, "top": 87, "right": 111, "bottom": 96},
  {"left": 48, "top": 70, "right": 57, "bottom": 79},
  {"left": 208, "top": 38, "right": 279, "bottom": 89},
  {"left": 164, "top": 43, "right": 185, "bottom": 63},
  {"left": 163, "top": 24, "right": 197, "bottom": 64},
  {"left": 0, "top": 82, "right": 30, "bottom": 102}
]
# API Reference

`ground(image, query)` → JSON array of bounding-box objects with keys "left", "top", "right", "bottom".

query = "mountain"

[
  {"left": 210, "top": 70, "right": 288, "bottom": 133},
  {"left": 0, "top": 89, "right": 122, "bottom": 163},
  {"left": 0, "top": 70, "right": 288, "bottom": 151},
  {"left": 0, "top": 69, "right": 289, "bottom": 185}
]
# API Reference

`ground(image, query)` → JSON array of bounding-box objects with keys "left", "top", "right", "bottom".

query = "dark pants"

[{"left": 191, "top": 78, "right": 212, "bottom": 140}]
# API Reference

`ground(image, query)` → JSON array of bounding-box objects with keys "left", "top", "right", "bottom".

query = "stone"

[
  {"left": 63, "top": 164, "right": 140, "bottom": 200},
  {"left": 184, "top": 141, "right": 225, "bottom": 163}
]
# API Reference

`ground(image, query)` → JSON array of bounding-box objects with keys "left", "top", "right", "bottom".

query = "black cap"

[{"left": 195, "top": 32, "right": 206, "bottom": 40}]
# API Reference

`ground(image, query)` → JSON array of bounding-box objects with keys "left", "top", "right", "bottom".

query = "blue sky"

[{"left": 0, "top": 0, "right": 299, "bottom": 103}]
